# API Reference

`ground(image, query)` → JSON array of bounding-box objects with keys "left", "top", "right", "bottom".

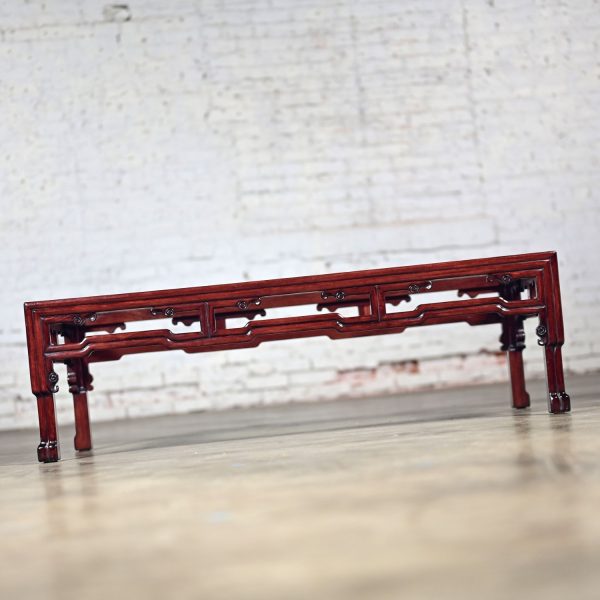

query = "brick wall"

[{"left": 1, "top": 0, "right": 598, "bottom": 429}]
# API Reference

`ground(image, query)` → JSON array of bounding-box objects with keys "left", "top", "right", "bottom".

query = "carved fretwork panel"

[{"left": 39, "top": 269, "right": 546, "bottom": 364}]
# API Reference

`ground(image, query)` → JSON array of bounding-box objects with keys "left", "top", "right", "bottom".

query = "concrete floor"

[{"left": 1, "top": 374, "right": 600, "bottom": 600}]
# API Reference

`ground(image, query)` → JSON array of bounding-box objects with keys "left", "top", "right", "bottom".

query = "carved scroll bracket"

[
  {"left": 536, "top": 324, "right": 548, "bottom": 346},
  {"left": 151, "top": 307, "right": 175, "bottom": 317},
  {"left": 487, "top": 273, "right": 513, "bottom": 285},
  {"left": 47, "top": 370, "right": 59, "bottom": 393},
  {"left": 407, "top": 281, "right": 432, "bottom": 294},
  {"left": 73, "top": 313, "right": 97, "bottom": 326},
  {"left": 236, "top": 298, "right": 262, "bottom": 310},
  {"left": 320, "top": 290, "right": 345, "bottom": 301}
]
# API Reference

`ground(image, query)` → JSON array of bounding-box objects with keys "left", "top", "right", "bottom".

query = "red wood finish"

[{"left": 24, "top": 251, "right": 571, "bottom": 463}]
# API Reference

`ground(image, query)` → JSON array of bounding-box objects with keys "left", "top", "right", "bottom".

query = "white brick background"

[{"left": 1, "top": 0, "right": 599, "bottom": 429}]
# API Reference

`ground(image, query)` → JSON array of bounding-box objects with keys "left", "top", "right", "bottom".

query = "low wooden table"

[{"left": 25, "top": 251, "right": 571, "bottom": 463}]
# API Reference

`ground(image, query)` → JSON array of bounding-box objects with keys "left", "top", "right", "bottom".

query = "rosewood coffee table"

[{"left": 24, "top": 251, "right": 570, "bottom": 462}]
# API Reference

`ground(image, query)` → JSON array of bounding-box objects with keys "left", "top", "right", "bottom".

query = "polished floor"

[{"left": 1, "top": 373, "right": 600, "bottom": 600}]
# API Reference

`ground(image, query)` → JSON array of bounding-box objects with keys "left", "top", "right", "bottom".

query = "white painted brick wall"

[{"left": 1, "top": 0, "right": 599, "bottom": 430}]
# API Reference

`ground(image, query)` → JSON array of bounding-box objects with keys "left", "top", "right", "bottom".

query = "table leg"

[
  {"left": 36, "top": 391, "right": 60, "bottom": 462},
  {"left": 67, "top": 359, "right": 93, "bottom": 451},
  {"left": 501, "top": 317, "right": 530, "bottom": 409}
]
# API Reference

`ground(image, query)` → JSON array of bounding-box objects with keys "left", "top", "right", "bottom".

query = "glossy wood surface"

[{"left": 24, "top": 251, "right": 571, "bottom": 462}]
